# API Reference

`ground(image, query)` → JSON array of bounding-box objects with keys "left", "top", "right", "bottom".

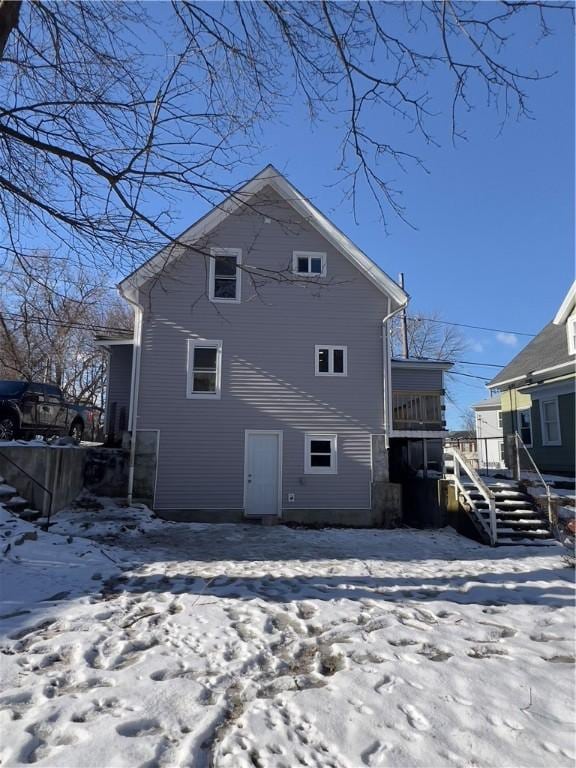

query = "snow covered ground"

[{"left": 1, "top": 499, "right": 575, "bottom": 768}]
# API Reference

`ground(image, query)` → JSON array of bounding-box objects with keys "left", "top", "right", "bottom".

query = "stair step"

[
  {"left": 497, "top": 537, "right": 557, "bottom": 547},
  {"left": 0, "top": 483, "right": 17, "bottom": 498},
  {"left": 5, "top": 500, "right": 28, "bottom": 514},
  {"left": 496, "top": 528, "right": 551, "bottom": 538},
  {"left": 18, "top": 508, "right": 43, "bottom": 522}
]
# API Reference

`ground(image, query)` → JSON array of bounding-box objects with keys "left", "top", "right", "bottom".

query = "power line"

[
  {"left": 0, "top": 311, "right": 130, "bottom": 336},
  {"left": 407, "top": 316, "right": 535, "bottom": 338},
  {"left": 450, "top": 371, "right": 491, "bottom": 382}
]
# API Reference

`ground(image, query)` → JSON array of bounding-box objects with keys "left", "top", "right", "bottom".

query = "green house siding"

[
  {"left": 501, "top": 387, "right": 575, "bottom": 474},
  {"left": 529, "top": 392, "right": 575, "bottom": 473}
]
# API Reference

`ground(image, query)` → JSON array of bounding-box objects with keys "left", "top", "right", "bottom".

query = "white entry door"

[{"left": 244, "top": 431, "right": 282, "bottom": 517}]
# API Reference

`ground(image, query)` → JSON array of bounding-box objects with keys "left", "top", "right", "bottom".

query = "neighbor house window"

[
  {"left": 568, "top": 316, "right": 576, "bottom": 355},
  {"left": 540, "top": 397, "right": 561, "bottom": 446},
  {"left": 187, "top": 340, "right": 222, "bottom": 399},
  {"left": 518, "top": 409, "right": 532, "bottom": 446},
  {"left": 497, "top": 411, "right": 503, "bottom": 429},
  {"left": 499, "top": 441, "right": 505, "bottom": 462},
  {"left": 209, "top": 248, "right": 241, "bottom": 302},
  {"left": 305, "top": 433, "right": 337, "bottom": 474},
  {"left": 315, "top": 345, "right": 347, "bottom": 376},
  {"left": 293, "top": 251, "right": 326, "bottom": 277}
]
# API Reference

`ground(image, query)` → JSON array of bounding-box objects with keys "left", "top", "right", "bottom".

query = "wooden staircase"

[{"left": 444, "top": 449, "right": 553, "bottom": 546}]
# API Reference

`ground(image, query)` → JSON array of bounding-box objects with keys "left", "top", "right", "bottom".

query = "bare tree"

[
  {"left": 0, "top": 253, "right": 132, "bottom": 404},
  {"left": 0, "top": 1, "right": 571, "bottom": 289},
  {"left": 461, "top": 408, "right": 477, "bottom": 435},
  {"left": 390, "top": 312, "right": 467, "bottom": 361}
]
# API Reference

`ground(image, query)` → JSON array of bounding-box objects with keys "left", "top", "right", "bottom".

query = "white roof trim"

[
  {"left": 553, "top": 281, "right": 576, "bottom": 325},
  {"left": 94, "top": 338, "right": 134, "bottom": 347},
  {"left": 487, "top": 374, "right": 526, "bottom": 389},
  {"left": 118, "top": 165, "right": 407, "bottom": 306},
  {"left": 391, "top": 358, "right": 453, "bottom": 370}
]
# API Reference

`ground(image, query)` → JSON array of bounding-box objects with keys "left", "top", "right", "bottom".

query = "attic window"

[
  {"left": 293, "top": 251, "right": 326, "bottom": 277},
  {"left": 568, "top": 316, "right": 576, "bottom": 355},
  {"left": 209, "top": 248, "right": 241, "bottom": 303}
]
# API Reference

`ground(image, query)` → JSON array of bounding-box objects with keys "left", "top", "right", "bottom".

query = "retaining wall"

[{"left": 0, "top": 445, "right": 87, "bottom": 515}]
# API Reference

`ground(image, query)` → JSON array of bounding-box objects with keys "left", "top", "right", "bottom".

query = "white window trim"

[
  {"left": 292, "top": 251, "right": 327, "bottom": 277},
  {"left": 539, "top": 396, "right": 562, "bottom": 446},
  {"left": 305, "top": 433, "right": 337, "bottom": 475},
  {"left": 186, "top": 339, "right": 222, "bottom": 399},
  {"left": 568, "top": 316, "right": 576, "bottom": 355},
  {"left": 315, "top": 345, "right": 348, "bottom": 377},
  {"left": 209, "top": 247, "right": 242, "bottom": 303},
  {"left": 497, "top": 411, "right": 503, "bottom": 429},
  {"left": 517, "top": 408, "right": 533, "bottom": 448}
]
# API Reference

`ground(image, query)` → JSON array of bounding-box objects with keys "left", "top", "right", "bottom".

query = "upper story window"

[
  {"left": 315, "top": 345, "right": 347, "bottom": 376},
  {"left": 305, "top": 433, "right": 337, "bottom": 474},
  {"left": 293, "top": 251, "right": 326, "bottom": 277},
  {"left": 568, "top": 316, "right": 576, "bottom": 355},
  {"left": 518, "top": 409, "right": 532, "bottom": 447},
  {"left": 187, "top": 340, "right": 222, "bottom": 399},
  {"left": 209, "top": 248, "right": 241, "bottom": 303},
  {"left": 497, "top": 411, "right": 503, "bottom": 429},
  {"left": 540, "top": 397, "right": 561, "bottom": 446}
]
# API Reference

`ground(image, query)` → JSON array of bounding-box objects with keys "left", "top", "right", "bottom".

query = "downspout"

[
  {"left": 382, "top": 295, "right": 409, "bottom": 449},
  {"left": 120, "top": 287, "right": 143, "bottom": 505}
]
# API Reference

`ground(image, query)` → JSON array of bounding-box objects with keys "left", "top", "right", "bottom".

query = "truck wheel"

[
  {"left": 0, "top": 415, "right": 18, "bottom": 441},
  {"left": 69, "top": 420, "right": 84, "bottom": 443}
]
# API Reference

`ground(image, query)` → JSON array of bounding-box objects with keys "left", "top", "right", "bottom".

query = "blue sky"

[{"left": 159, "top": 6, "right": 574, "bottom": 428}]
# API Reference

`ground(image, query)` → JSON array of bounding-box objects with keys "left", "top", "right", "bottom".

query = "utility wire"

[{"left": 406, "top": 316, "right": 535, "bottom": 337}]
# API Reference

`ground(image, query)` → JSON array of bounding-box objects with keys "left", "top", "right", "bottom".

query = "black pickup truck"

[{"left": 0, "top": 381, "right": 85, "bottom": 441}]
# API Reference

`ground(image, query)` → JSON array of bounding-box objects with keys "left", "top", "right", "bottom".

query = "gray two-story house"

[{"left": 98, "top": 166, "right": 450, "bottom": 526}]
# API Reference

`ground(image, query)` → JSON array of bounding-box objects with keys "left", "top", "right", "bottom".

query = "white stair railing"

[
  {"left": 514, "top": 432, "right": 556, "bottom": 536},
  {"left": 446, "top": 446, "right": 498, "bottom": 546}
]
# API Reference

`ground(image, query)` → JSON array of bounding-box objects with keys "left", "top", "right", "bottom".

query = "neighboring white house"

[{"left": 472, "top": 395, "right": 504, "bottom": 470}]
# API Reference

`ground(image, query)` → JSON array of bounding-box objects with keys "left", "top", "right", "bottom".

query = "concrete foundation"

[
  {"left": 156, "top": 509, "right": 245, "bottom": 523},
  {"left": 132, "top": 430, "right": 159, "bottom": 503},
  {"left": 370, "top": 481, "right": 403, "bottom": 527},
  {"left": 283, "top": 507, "right": 383, "bottom": 527},
  {"left": 0, "top": 445, "right": 87, "bottom": 515},
  {"left": 84, "top": 448, "right": 128, "bottom": 497}
]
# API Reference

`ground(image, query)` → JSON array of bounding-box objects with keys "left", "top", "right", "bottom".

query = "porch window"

[
  {"left": 293, "top": 251, "right": 326, "bottom": 277},
  {"left": 209, "top": 248, "right": 241, "bottom": 302},
  {"left": 305, "top": 433, "right": 337, "bottom": 474},
  {"left": 187, "top": 340, "right": 222, "bottom": 399},
  {"left": 540, "top": 397, "right": 561, "bottom": 446},
  {"left": 518, "top": 409, "right": 532, "bottom": 447},
  {"left": 315, "top": 345, "right": 347, "bottom": 376}
]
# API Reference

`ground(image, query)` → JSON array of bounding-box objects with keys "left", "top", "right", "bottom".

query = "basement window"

[{"left": 305, "top": 433, "right": 337, "bottom": 474}]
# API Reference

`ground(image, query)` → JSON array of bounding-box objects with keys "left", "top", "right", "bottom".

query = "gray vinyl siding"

[
  {"left": 106, "top": 345, "right": 133, "bottom": 433},
  {"left": 136, "top": 185, "right": 389, "bottom": 513},
  {"left": 391, "top": 365, "right": 444, "bottom": 392}
]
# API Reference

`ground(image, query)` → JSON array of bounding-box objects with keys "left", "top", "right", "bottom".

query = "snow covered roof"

[{"left": 118, "top": 165, "right": 408, "bottom": 307}]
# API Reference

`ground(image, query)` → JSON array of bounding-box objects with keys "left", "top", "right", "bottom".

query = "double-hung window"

[
  {"left": 305, "top": 433, "right": 337, "bottom": 474},
  {"left": 293, "top": 251, "right": 326, "bottom": 277},
  {"left": 518, "top": 409, "right": 532, "bottom": 446},
  {"left": 209, "top": 248, "right": 241, "bottom": 302},
  {"left": 540, "top": 397, "right": 561, "bottom": 446},
  {"left": 187, "top": 340, "right": 222, "bottom": 399},
  {"left": 315, "top": 345, "right": 347, "bottom": 376}
]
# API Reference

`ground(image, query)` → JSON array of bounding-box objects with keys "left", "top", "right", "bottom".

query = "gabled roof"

[
  {"left": 553, "top": 281, "right": 576, "bottom": 324},
  {"left": 118, "top": 164, "right": 407, "bottom": 307},
  {"left": 488, "top": 321, "right": 574, "bottom": 389}
]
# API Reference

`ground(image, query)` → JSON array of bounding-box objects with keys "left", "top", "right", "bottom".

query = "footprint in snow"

[
  {"left": 398, "top": 704, "right": 431, "bottom": 731},
  {"left": 116, "top": 718, "right": 162, "bottom": 738}
]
